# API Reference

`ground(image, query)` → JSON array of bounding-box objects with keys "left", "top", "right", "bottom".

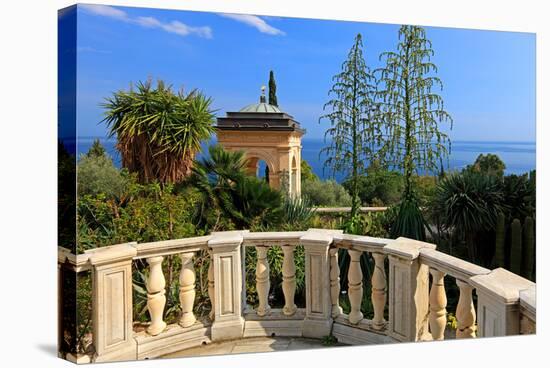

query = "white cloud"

[
  {"left": 135, "top": 16, "right": 162, "bottom": 28},
  {"left": 79, "top": 4, "right": 128, "bottom": 21},
  {"left": 160, "top": 21, "right": 213, "bottom": 39},
  {"left": 219, "top": 13, "right": 285, "bottom": 36},
  {"left": 80, "top": 4, "right": 212, "bottom": 39}
]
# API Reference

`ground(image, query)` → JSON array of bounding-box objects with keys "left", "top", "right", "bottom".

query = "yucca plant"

[
  {"left": 434, "top": 172, "right": 504, "bottom": 264},
  {"left": 102, "top": 79, "right": 215, "bottom": 184}
]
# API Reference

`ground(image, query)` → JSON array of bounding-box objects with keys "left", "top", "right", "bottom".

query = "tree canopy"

[
  {"left": 320, "top": 33, "right": 380, "bottom": 221},
  {"left": 102, "top": 79, "right": 215, "bottom": 184},
  {"left": 465, "top": 153, "right": 506, "bottom": 178},
  {"left": 375, "top": 25, "right": 452, "bottom": 199}
]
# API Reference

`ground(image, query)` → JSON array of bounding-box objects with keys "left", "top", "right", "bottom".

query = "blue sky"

[{"left": 69, "top": 4, "right": 535, "bottom": 144}]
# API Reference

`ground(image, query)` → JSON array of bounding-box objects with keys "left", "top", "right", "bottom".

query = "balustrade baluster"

[
  {"left": 429, "top": 269, "right": 447, "bottom": 340},
  {"left": 371, "top": 252, "right": 387, "bottom": 330},
  {"left": 282, "top": 245, "right": 297, "bottom": 316},
  {"left": 179, "top": 252, "right": 196, "bottom": 327},
  {"left": 330, "top": 248, "right": 343, "bottom": 318},
  {"left": 146, "top": 256, "right": 167, "bottom": 336},
  {"left": 207, "top": 249, "right": 215, "bottom": 321},
  {"left": 347, "top": 249, "right": 363, "bottom": 324},
  {"left": 456, "top": 280, "right": 476, "bottom": 338},
  {"left": 255, "top": 246, "right": 271, "bottom": 316}
]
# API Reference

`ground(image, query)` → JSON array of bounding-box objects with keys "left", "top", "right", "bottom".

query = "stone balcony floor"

[{"left": 162, "top": 336, "right": 346, "bottom": 358}]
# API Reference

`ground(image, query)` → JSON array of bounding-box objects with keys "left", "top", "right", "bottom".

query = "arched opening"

[
  {"left": 245, "top": 155, "right": 274, "bottom": 186},
  {"left": 257, "top": 160, "right": 270, "bottom": 184}
]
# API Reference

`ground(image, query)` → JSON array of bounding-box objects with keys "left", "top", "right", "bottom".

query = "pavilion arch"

[{"left": 241, "top": 149, "right": 278, "bottom": 184}]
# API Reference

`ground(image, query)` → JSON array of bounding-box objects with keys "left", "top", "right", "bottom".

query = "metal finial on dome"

[{"left": 260, "top": 85, "right": 266, "bottom": 103}]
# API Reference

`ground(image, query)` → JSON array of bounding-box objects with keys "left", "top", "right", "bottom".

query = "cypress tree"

[{"left": 268, "top": 70, "right": 278, "bottom": 106}]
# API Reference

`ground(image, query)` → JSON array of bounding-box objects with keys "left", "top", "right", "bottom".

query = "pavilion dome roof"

[{"left": 239, "top": 102, "right": 282, "bottom": 113}]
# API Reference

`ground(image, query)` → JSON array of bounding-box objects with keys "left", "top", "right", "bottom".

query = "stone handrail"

[{"left": 58, "top": 229, "right": 536, "bottom": 363}]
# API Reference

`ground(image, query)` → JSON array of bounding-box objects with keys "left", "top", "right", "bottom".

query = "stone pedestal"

[
  {"left": 208, "top": 233, "right": 245, "bottom": 341},
  {"left": 470, "top": 268, "right": 535, "bottom": 337},
  {"left": 300, "top": 232, "right": 333, "bottom": 338},
  {"left": 385, "top": 238, "right": 435, "bottom": 342},
  {"left": 86, "top": 243, "right": 138, "bottom": 362}
]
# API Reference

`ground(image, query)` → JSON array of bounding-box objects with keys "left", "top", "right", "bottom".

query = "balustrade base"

[
  {"left": 331, "top": 314, "right": 396, "bottom": 345},
  {"left": 134, "top": 320, "right": 211, "bottom": 360},
  {"left": 243, "top": 308, "right": 306, "bottom": 337},
  {"left": 211, "top": 317, "right": 245, "bottom": 342},
  {"left": 332, "top": 322, "right": 396, "bottom": 346},
  {"left": 302, "top": 317, "right": 333, "bottom": 339},
  {"left": 93, "top": 340, "right": 137, "bottom": 363},
  {"left": 65, "top": 353, "right": 92, "bottom": 364}
]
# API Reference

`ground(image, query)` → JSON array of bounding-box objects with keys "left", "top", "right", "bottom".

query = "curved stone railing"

[{"left": 58, "top": 229, "right": 536, "bottom": 363}]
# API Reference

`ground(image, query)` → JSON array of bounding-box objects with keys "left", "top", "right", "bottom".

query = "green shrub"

[
  {"left": 77, "top": 182, "right": 200, "bottom": 252},
  {"left": 301, "top": 159, "right": 318, "bottom": 182},
  {"left": 301, "top": 179, "right": 352, "bottom": 207},
  {"left": 77, "top": 147, "right": 130, "bottom": 199},
  {"left": 343, "top": 169, "right": 403, "bottom": 206}
]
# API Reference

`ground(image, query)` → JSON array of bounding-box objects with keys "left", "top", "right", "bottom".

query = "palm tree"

[
  {"left": 102, "top": 79, "right": 215, "bottom": 184},
  {"left": 189, "top": 145, "right": 283, "bottom": 230}
]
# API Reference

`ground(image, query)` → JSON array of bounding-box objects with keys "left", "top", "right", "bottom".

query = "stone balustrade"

[{"left": 58, "top": 230, "right": 537, "bottom": 362}]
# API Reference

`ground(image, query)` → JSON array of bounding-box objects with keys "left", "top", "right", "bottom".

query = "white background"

[{"left": 0, "top": 0, "right": 547, "bottom": 367}]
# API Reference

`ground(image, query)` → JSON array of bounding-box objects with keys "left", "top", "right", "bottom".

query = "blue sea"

[{"left": 72, "top": 137, "right": 536, "bottom": 182}]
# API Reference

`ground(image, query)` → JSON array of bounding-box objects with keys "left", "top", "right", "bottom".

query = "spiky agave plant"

[
  {"left": 102, "top": 79, "right": 215, "bottom": 184},
  {"left": 376, "top": 25, "right": 453, "bottom": 240},
  {"left": 280, "top": 196, "right": 316, "bottom": 230}
]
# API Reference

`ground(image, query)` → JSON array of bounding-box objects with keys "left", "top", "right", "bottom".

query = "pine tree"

[
  {"left": 375, "top": 25, "right": 452, "bottom": 240},
  {"left": 268, "top": 70, "right": 278, "bottom": 106},
  {"left": 320, "top": 33, "right": 380, "bottom": 223},
  {"left": 86, "top": 138, "right": 106, "bottom": 158}
]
